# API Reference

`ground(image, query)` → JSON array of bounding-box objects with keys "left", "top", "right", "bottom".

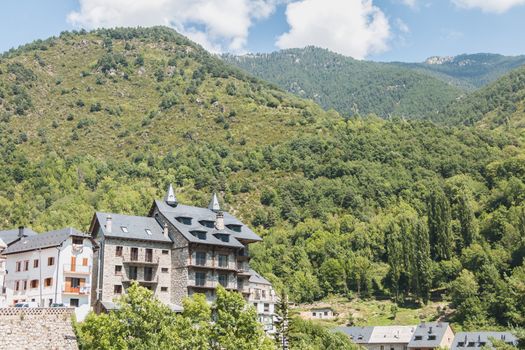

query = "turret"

[
  {"left": 208, "top": 193, "right": 220, "bottom": 212},
  {"left": 165, "top": 184, "right": 178, "bottom": 207}
]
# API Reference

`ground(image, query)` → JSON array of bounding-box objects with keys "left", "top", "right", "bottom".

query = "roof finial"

[
  {"left": 165, "top": 184, "right": 178, "bottom": 207},
  {"left": 208, "top": 193, "right": 220, "bottom": 212}
]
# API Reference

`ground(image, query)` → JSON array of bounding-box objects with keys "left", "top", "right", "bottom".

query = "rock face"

[
  {"left": 0, "top": 308, "right": 78, "bottom": 350},
  {"left": 424, "top": 56, "right": 454, "bottom": 65}
]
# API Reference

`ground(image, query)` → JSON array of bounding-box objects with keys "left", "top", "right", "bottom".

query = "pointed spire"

[
  {"left": 208, "top": 193, "right": 220, "bottom": 212},
  {"left": 165, "top": 184, "right": 178, "bottom": 207}
]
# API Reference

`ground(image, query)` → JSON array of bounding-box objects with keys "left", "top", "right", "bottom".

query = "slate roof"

[
  {"left": 94, "top": 212, "right": 172, "bottom": 243},
  {"left": 0, "top": 228, "right": 38, "bottom": 246},
  {"left": 408, "top": 322, "right": 451, "bottom": 348},
  {"left": 451, "top": 332, "right": 518, "bottom": 350},
  {"left": 369, "top": 326, "right": 416, "bottom": 344},
  {"left": 335, "top": 326, "right": 374, "bottom": 344},
  {"left": 154, "top": 199, "right": 261, "bottom": 248},
  {"left": 249, "top": 269, "right": 272, "bottom": 285},
  {"left": 2, "top": 227, "right": 89, "bottom": 255}
]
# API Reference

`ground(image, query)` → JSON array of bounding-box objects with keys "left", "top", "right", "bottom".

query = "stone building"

[
  {"left": 89, "top": 212, "right": 174, "bottom": 311},
  {"left": 407, "top": 322, "right": 455, "bottom": 350},
  {"left": 89, "top": 185, "right": 270, "bottom": 317},
  {"left": 248, "top": 269, "right": 278, "bottom": 333}
]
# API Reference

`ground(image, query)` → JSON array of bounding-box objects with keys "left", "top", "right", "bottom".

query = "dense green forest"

[
  {"left": 223, "top": 47, "right": 463, "bottom": 120},
  {"left": 1, "top": 27, "right": 525, "bottom": 332}
]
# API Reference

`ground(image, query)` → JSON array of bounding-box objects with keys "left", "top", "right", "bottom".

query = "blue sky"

[{"left": 1, "top": 0, "right": 525, "bottom": 62}]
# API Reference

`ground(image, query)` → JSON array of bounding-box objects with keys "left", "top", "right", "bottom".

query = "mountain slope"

[
  {"left": 394, "top": 53, "right": 525, "bottom": 90},
  {"left": 444, "top": 64, "right": 525, "bottom": 128},
  {"left": 223, "top": 47, "right": 463, "bottom": 120}
]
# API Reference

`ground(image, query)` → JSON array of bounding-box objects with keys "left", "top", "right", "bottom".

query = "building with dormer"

[{"left": 89, "top": 185, "right": 271, "bottom": 317}]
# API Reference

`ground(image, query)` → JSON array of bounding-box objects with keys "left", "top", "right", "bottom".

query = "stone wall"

[{"left": 0, "top": 307, "right": 78, "bottom": 350}]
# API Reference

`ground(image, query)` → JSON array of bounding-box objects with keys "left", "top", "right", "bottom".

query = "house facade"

[
  {"left": 249, "top": 269, "right": 277, "bottom": 333},
  {"left": 451, "top": 332, "right": 518, "bottom": 350},
  {"left": 407, "top": 322, "right": 454, "bottom": 350},
  {"left": 1, "top": 227, "right": 95, "bottom": 314},
  {"left": 89, "top": 185, "right": 271, "bottom": 320}
]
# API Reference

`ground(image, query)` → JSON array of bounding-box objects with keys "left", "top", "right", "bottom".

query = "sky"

[{"left": 1, "top": 0, "right": 525, "bottom": 62}]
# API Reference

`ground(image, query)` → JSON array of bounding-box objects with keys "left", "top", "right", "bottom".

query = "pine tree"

[
  {"left": 457, "top": 192, "right": 478, "bottom": 251},
  {"left": 414, "top": 219, "right": 432, "bottom": 303},
  {"left": 274, "top": 292, "right": 290, "bottom": 350}
]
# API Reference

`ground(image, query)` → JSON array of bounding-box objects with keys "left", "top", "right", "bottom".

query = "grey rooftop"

[
  {"left": 451, "top": 331, "right": 518, "bottom": 350},
  {"left": 2, "top": 227, "right": 89, "bottom": 255},
  {"left": 0, "top": 227, "right": 38, "bottom": 246},
  {"left": 249, "top": 269, "right": 272, "bottom": 285},
  {"left": 94, "top": 212, "right": 172, "bottom": 243},
  {"left": 408, "top": 322, "right": 450, "bottom": 348}
]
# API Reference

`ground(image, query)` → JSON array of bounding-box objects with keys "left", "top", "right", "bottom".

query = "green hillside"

[
  {"left": 1, "top": 27, "right": 525, "bottom": 330},
  {"left": 443, "top": 64, "right": 525, "bottom": 129},
  {"left": 223, "top": 47, "right": 463, "bottom": 120},
  {"left": 394, "top": 53, "right": 525, "bottom": 90}
]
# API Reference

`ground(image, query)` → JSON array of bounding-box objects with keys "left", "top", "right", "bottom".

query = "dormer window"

[
  {"left": 415, "top": 336, "right": 422, "bottom": 341},
  {"left": 428, "top": 335, "right": 436, "bottom": 340},
  {"left": 72, "top": 237, "right": 83, "bottom": 245},
  {"left": 199, "top": 220, "right": 215, "bottom": 228},
  {"left": 191, "top": 231, "right": 206, "bottom": 240},
  {"left": 214, "top": 233, "right": 230, "bottom": 242},
  {"left": 226, "top": 224, "right": 242, "bottom": 232},
  {"left": 176, "top": 217, "right": 192, "bottom": 225},
  {"left": 145, "top": 229, "right": 152, "bottom": 235},
  {"left": 121, "top": 226, "right": 128, "bottom": 233}
]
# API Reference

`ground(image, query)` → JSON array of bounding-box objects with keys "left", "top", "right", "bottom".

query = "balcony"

[
  {"left": 63, "top": 286, "right": 90, "bottom": 295},
  {"left": 237, "top": 248, "right": 250, "bottom": 261},
  {"left": 123, "top": 256, "right": 160, "bottom": 266},
  {"left": 237, "top": 262, "right": 251, "bottom": 276},
  {"left": 63, "top": 264, "right": 91, "bottom": 275},
  {"left": 122, "top": 275, "right": 159, "bottom": 285}
]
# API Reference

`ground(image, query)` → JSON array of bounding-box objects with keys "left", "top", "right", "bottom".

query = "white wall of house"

[
  {"left": 3, "top": 236, "right": 93, "bottom": 312},
  {"left": 249, "top": 281, "right": 277, "bottom": 333},
  {"left": 0, "top": 245, "right": 6, "bottom": 307}
]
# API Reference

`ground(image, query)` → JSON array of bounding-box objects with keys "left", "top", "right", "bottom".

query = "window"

[
  {"left": 218, "top": 254, "right": 229, "bottom": 267},
  {"left": 380, "top": 346, "right": 384, "bottom": 350},
  {"left": 414, "top": 336, "right": 422, "bottom": 341},
  {"left": 312, "top": 312, "right": 316, "bottom": 317},
  {"left": 115, "top": 265, "right": 122, "bottom": 275},
  {"left": 479, "top": 342, "right": 486, "bottom": 347},
  {"left": 24, "top": 260, "right": 29, "bottom": 271},
  {"left": 129, "top": 266, "right": 138, "bottom": 280},
  {"left": 23, "top": 280, "right": 27, "bottom": 290},
  {"left": 30, "top": 280, "right": 39, "bottom": 289},
  {"left": 145, "top": 249, "right": 153, "bottom": 262},
  {"left": 262, "top": 290, "right": 266, "bottom": 298},
  {"left": 116, "top": 246, "right": 123, "bottom": 257},
  {"left": 176, "top": 217, "right": 192, "bottom": 225},
  {"left": 131, "top": 247, "right": 139, "bottom": 261},
  {"left": 144, "top": 267, "right": 153, "bottom": 281},
  {"left": 218, "top": 273, "right": 228, "bottom": 287},
  {"left": 72, "top": 237, "right": 83, "bottom": 245},
  {"left": 428, "top": 335, "right": 436, "bottom": 340},
  {"left": 467, "top": 342, "right": 476, "bottom": 347},
  {"left": 15, "top": 281, "right": 20, "bottom": 291},
  {"left": 199, "top": 220, "right": 215, "bottom": 228},
  {"left": 82, "top": 258, "right": 88, "bottom": 266},
  {"left": 191, "top": 231, "right": 206, "bottom": 240},
  {"left": 70, "top": 298, "right": 79, "bottom": 307},
  {"left": 215, "top": 234, "right": 229, "bottom": 242},
  {"left": 457, "top": 342, "right": 465, "bottom": 347},
  {"left": 44, "top": 278, "right": 53, "bottom": 287},
  {"left": 15, "top": 261, "right": 21, "bottom": 272},
  {"left": 324, "top": 311, "right": 328, "bottom": 316},
  {"left": 264, "top": 303, "right": 270, "bottom": 312},
  {"left": 71, "top": 278, "right": 81, "bottom": 288},
  {"left": 162, "top": 250, "right": 169, "bottom": 255},
  {"left": 161, "top": 287, "right": 168, "bottom": 292},
  {"left": 195, "top": 272, "right": 206, "bottom": 286},
  {"left": 48, "top": 257, "right": 55, "bottom": 266},
  {"left": 121, "top": 226, "right": 129, "bottom": 233},
  {"left": 161, "top": 268, "right": 169, "bottom": 273},
  {"left": 33, "top": 259, "right": 39, "bottom": 268},
  {"left": 226, "top": 224, "right": 242, "bottom": 232},
  {"left": 195, "top": 252, "right": 206, "bottom": 266},
  {"left": 114, "top": 285, "right": 122, "bottom": 294},
  {"left": 145, "top": 229, "right": 152, "bottom": 235}
]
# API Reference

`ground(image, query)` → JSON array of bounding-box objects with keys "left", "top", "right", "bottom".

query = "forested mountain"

[
  {"left": 444, "top": 64, "right": 525, "bottom": 128},
  {"left": 394, "top": 53, "right": 525, "bottom": 90},
  {"left": 223, "top": 47, "right": 463, "bottom": 120},
  {"left": 1, "top": 27, "right": 525, "bottom": 331}
]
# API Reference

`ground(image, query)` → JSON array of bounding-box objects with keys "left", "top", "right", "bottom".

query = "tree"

[
  {"left": 428, "top": 187, "right": 454, "bottom": 261},
  {"left": 414, "top": 219, "right": 433, "bottom": 303},
  {"left": 274, "top": 292, "right": 290, "bottom": 350}
]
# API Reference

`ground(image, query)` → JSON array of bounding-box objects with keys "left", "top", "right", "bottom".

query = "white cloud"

[
  {"left": 401, "top": 0, "right": 417, "bottom": 8},
  {"left": 395, "top": 18, "right": 410, "bottom": 33},
  {"left": 276, "top": 0, "right": 391, "bottom": 59},
  {"left": 452, "top": 0, "right": 525, "bottom": 13},
  {"left": 67, "top": 0, "right": 279, "bottom": 53}
]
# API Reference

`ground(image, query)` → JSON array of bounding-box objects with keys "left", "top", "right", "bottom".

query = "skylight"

[
  {"left": 121, "top": 226, "right": 129, "bottom": 233},
  {"left": 145, "top": 229, "right": 152, "bottom": 235}
]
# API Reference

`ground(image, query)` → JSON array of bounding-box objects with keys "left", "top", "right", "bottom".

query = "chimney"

[
  {"left": 215, "top": 211, "right": 225, "bottom": 231},
  {"left": 163, "top": 222, "right": 169, "bottom": 238},
  {"left": 106, "top": 215, "right": 112, "bottom": 233},
  {"left": 18, "top": 226, "right": 24, "bottom": 238}
]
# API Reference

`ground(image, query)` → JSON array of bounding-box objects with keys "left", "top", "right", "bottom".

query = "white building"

[
  {"left": 337, "top": 326, "right": 417, "bottom": 350},
  {"left": 0, "top": 227, "right": 37, "bottom": 307},
  {"left": 2, "top": 227, "right": 95, "bottom": 319},
  {"left": 248, "top": 269, "right": 277, "bottom": 333}
]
